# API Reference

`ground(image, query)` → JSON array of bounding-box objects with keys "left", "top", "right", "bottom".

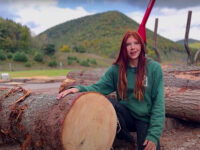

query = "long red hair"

[{"left": 114, "top": 31, "right": 146, "bottom": 101}]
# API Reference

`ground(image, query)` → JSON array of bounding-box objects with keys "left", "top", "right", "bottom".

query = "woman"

[{"left": 57, "top": 31, "right": 165, "bottom": 150}]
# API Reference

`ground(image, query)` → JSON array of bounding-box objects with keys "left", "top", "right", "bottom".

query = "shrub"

[
  {"left": 67, "top": 56, "right": 78, "bottom": 60},
  {"left": 24, "top": 62, "right": 31, "bottom": 67},
  {"left": 13, "top": 52, "right": 28, "bottom": 62},
  {"left": 76, "top": 59, "right": 80, "bottom": 63},
  {"left": 67, "top": 56, "right": 72, "bottom": 60},
  {"left": 59, "top": 44, "right": 71, "bottom": 52},
  {"left": 34, "top": 52, "right": 43, "bottom": 62},
  {"left": 43, "top": 44, "right": 55, "bottom": 56},
  {"left": 0, "top": 53, "right": 6, "bottom": 61},
  {"left": 80, "top": 60, "right": 90, "bottom": 67},
  {"left": 48, "top": 60, "right": 57, "bottom": 67},
  {"left": 90, "top": 59, "right": 97, "bottom": 65},
  {"left": 73, "top": 45, "right": 86, "bottom": 53},
  {"left": 67, "top": 56, "right": 79, "bottom": 65},
  {"left": 67, "top": 59, "right": 72, "bottom": 65},
  {"left": 7, "top": 52, "right": 13, "bottom": 59}
]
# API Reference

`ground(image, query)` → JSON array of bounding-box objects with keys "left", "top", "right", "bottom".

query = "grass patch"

[
  {"left": 0, "top": 69, "right": 70, "bottom": 78},
  {"left": 190, "top": 42, "right": 200, "bottom": 49}
]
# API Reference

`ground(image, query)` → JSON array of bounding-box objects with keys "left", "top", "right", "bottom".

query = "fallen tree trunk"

[
  {"left": 59, "top": 67, "right": 200, "bottom": 123},
  {"left": 164, "top": 67, "right": 200, "bottom": 89},
  {"left": 0, "top": 87, "right": 117, "bottom": 150},
  {"left": 165, "top": 87, "right": 200, "bottom": 123},
  {"left": 63, "top": 67, "right": 200, "bottom": 90}
]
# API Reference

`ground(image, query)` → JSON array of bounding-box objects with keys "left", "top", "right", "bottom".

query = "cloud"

[
  {"left": 106, "top": 0, "right": 200, "bottom": 9},
  {"left": 7, "top": 0, "right": 94, "bottom": 35},
  {"left": 0, "top": 3, "right": 19, "bottom": 19},
  {"left": 0, "top": 0, "right": 199, "bottom": 41},
  {"left": 127, "top": 6, "right": 200, "bottom": 41},
  {"left": 26, "top": 21, "right": 40, "bottom": 28}
]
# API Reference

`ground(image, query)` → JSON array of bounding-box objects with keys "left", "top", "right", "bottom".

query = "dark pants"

[{"left": 109, "top": 99, "right": 160, "bottom": 150}]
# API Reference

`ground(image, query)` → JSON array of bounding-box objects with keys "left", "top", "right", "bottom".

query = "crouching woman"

[{"left": 57, "top": 31, "right": 165, "bottom": 150}]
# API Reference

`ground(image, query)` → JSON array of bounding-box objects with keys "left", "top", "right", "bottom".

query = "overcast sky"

[{"left": 0, "top": 0, "right": 200, "bottom": 41}]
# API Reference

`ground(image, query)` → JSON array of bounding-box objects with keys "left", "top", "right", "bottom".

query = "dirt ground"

[
  {"left": 0, "top": 76, "right": 200, "bottom": 150},
  {"left": 0, "top": 122, "right": 199, "bottom": 150},
  {"left": 0, "top": 76, "right": 64, "bottom": 95}
]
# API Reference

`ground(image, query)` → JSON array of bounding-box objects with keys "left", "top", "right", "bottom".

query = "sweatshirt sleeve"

[
  {"left": 74, "top": 66, "right": 116, "bottom": 95},
  {"left": 146, "top": 64, "right": 165, "bottom": 146}
]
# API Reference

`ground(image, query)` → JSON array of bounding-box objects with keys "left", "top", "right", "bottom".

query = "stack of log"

[
  {"left": 60, "top": 66, "right": 200, "bottom": 123},
  {"left": 58, "top": 65, "right": 200, "bottom": 149},
  {"left": 0, "top": 65, "right": 200, "bottom": 150},
  {"left": 0, "top": 87, "right": 117, "bottom": 150}
]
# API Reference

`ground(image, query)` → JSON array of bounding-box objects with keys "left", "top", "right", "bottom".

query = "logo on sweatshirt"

[{"left": 143, "top": 76, "right": 148, "bottom": 87}]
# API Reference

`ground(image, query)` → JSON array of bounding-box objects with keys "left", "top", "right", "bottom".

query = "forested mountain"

[
  {"left": 176, "top": 39, "right": 200, "bottom": 49},
  {"left": 0, "top": 17, "right": 31, "bottom": 53},
  {"left": 1, "top": 11, "right": 196, "bottom": 70},
  {"left": 176, "top": 39, "right": 200, "bottom": 44},
  {"left": 36, "top": 11, "right": 186, "bottom": 60}
]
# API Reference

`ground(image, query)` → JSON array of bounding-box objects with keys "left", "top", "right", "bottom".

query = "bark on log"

[
  {"left": 62, "top": 66, "right": 200, "bottom": 90},
  {"left": 59, "top": 66, "right": 200, "bottom": 123},
  {"left": 165, "top": 87, "right": 200, "bottom": 123},
  {"left": 163, "top": 66, "right": 200, "bottom": 89},
  {"left": 0, "top": 87, "right": 117, "bottom": 150}
]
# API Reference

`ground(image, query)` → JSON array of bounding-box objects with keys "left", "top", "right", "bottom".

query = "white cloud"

[
  {"left": 9, "top": 0, "right": 94, "bottom": 35},
  {"left": 1, "top": 0, "right": 199, "bottom": 41},
  {"left": 127, "top": 6, "right": 200, "bottom": 41}
]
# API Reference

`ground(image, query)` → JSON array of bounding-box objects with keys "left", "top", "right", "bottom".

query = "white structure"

[{"left": 1, "top": 73, "right": 9, "bottom": 80}]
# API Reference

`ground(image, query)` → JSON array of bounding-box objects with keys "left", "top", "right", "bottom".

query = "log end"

[{"left": 62, "top": 92, "right": 117, "bottom": 150}]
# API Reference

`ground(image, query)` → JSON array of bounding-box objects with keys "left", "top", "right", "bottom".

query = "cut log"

[
  {"left": 0, "top": 87, "right": 117, "bottom": 150},
  {"left": 62, "top": 66, "right": 200, "bottom": 91},
  {"left": 59, "top": 67, "right": 200, "bottom": 123},
  {"left": 163, "top": 67, "right": 200, "bottom": 89},
  {"left": 165, "top": 87, "right": 200, "bottom": 123},
  {"left": 60, "top": 67, "right": 200, "bottom": 92}
]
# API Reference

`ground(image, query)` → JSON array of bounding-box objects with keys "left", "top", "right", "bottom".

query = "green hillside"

[
  {"left": 176, "top": 39, "right": 200, "bottom": 62},
  {"left": 1, "top": 11, "right": 193, "bottom": 71},
  {"left": 190, "top": 42, "right": 200, "bottom": 49},
  {"left": 176, "top": 39, "right": 200, "bottom": 44},
  {"left": 35, "top": 11, "right": 186, "bottom": 61},
  {"left": 176, "top": 39, "right": 200, "bottom": 49},
  {"left": 0, "top": 17, "right": 112, "bottom": 71},
  {"left": 0, "top": 17, "right": 31, "bottom": 53}
]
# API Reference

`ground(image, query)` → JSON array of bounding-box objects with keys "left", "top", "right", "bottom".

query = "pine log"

[
  {"left": 163, "top": 67, "right": 200, "bottom": 89},
  {"left": 0, "top": 87, "right": 117, "bottom": 150},
  {"left": 165, "top": 87, "right": 200, "bottom": 123},
  {"left": 62, "top": 66, "right": 200, "bottom": 90},
  {"left": 59, "top": 66, "right": 200, "bottom": 123}
]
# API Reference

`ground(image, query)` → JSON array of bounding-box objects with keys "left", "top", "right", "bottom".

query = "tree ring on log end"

[{"left": 62, "top": 92, "right": 117, "bottom": 150}]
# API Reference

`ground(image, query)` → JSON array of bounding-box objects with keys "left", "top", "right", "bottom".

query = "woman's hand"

[
  {"left": 57, "top": 88, "right": 79, "bottom": 100},
  {"left": 143, "top": 140, "right": 156, "bottom": 150}
]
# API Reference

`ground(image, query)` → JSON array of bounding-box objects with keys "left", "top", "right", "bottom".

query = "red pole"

[{"left": 138, "top": 0, "right": 156, "bottom": 43}]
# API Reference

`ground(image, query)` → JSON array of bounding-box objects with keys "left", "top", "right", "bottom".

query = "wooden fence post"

[
  {"left": 194, "top": 49, "right": 200, "bottom": 64},
  {"left": 153, "top": 18, "right": 161, "bottom": 63},
  {"left": 184, "top": 11, "right": 192, "bottom": 65}
]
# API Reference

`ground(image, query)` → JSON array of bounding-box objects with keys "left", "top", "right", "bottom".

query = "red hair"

[{"left": 113, "top": 31, "right": 146, "bottom": 101}]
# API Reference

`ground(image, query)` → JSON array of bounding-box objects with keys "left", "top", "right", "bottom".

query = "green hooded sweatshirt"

[{"left": 75, "top": 59, "right": 165, "bottom": 146}]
